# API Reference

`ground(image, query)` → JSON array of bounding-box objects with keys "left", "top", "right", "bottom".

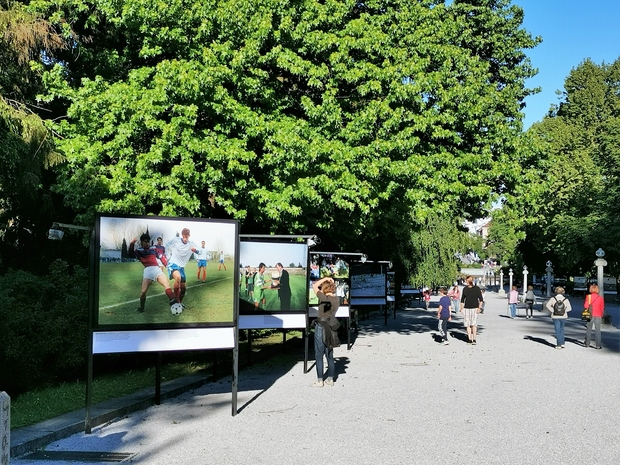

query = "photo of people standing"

[{"left": 238, "top": 241, "right": 308, "bottom": 313}]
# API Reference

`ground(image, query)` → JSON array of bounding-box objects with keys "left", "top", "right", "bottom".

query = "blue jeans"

[
  {"left": 553, "top": 318, "right": 566, "bottom": 346},
  {"left": 314, "top": 323, "right": 335, "bottom": 380},
  {"left": 451, "top": 299, "right": 460, "bottom": 313},
  {"left": 509, "top": 303, "right": 517, "bottom": 318}
]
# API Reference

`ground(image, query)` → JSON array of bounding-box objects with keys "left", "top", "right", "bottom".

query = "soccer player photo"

[
  {"left": 96, "top": 215, "right": 237, "bottom": 328},
  {"left": 238, "top": 240, "right": 308, "bottom": 314}
]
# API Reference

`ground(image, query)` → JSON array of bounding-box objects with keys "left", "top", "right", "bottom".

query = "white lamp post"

[
  {"left": 498, "top": 268, "right": 505, "bottom": 296},
  {"left": 522, "top": 265, "right": 529, "bottom": 297},
  {"left": 595, "top": 248, "right": 607, "bottom": 300},
  {"left": 508, "top": 268, "right": 514, "bottom": 295},
  {"left": 545, "top": 260, "right": 553, "bottom": 297}
]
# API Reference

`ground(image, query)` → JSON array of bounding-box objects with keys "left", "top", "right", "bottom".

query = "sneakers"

[
  {"left": 472, "top": 340, "right": 477, "bottom": 345},
  {"left": 555, "top": 346, "right": 562, "bottom": 349},
  {"left": 135, "top": 307, "right": 145, "bottom": 313},
  {"left": 595, "top": 346, "right": 602, "bottom": 350},
  {"left": 443, "top": 340, "right": 449, "bottom": 345},
  {"left": 311, "top": 380, "right": 324, "bottom": 388},
  {"left": 324, "top": 378, "right": 334, "bottom": 386}
]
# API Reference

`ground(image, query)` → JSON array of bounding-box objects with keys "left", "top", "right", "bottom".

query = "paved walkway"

[{"left": 10, "top": 290, "right": 620, "bottom": 464}]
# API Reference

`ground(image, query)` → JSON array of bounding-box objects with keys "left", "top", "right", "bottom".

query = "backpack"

[{"left": 552, "top": 297, "right": 566, "bottom": 316}]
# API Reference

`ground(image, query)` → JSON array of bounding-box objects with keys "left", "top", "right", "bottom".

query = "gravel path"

[{"left": 11, "top": 290, "right": 620, "bottom": 464}]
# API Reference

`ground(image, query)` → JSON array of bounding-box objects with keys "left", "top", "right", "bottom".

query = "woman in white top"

[{"left": 545, "top": 286, "right": 572, "bottom": 349}]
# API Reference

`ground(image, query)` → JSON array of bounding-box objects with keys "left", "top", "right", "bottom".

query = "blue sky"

[{"left": 516, "top": 0, "right": 620, "bottom": 128}]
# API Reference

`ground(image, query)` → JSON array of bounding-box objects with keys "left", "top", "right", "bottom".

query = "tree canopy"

[
  {"left": 523, "top": 56, "right": 620, "bottom": 275},
  {"left": 32, "top": 0, "right": 538, "bottom": 260},
  {"left": 1, "top": 1, "right": 67, "bottom": 268}
]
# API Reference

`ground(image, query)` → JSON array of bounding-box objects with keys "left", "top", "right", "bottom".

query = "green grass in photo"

[
  {"left": 239, "top": 271, "right": 307, "bottom": 311},
  {"left": 98, "top": 262, "right": 235, "bottom": 324}
]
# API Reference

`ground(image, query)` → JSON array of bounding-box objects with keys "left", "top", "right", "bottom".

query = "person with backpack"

[
  {"left": 545, "top": 286, "right": 572, "bottom": 349},
  {"left": 583, "top": 284, "right": 604, "bottom": 349},
  {"left": 524, "top": 285, "right": 536, "bottom": 319}
]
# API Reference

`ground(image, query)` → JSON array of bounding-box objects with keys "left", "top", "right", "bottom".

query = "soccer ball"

[{"left": 170, "top": 303, "right": 184, "bottom": 315}]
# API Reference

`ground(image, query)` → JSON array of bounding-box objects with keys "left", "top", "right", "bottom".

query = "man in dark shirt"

[
  {"left": 274, "top": 262, "right": 291, "bottom": 310},
  {"left": 460, "top": 275, "right": 484, "bottom": 345}
]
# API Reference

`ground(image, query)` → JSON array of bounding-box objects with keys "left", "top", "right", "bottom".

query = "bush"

[{"left": 0, "top": 260, "right": 88, "bottom": 395}]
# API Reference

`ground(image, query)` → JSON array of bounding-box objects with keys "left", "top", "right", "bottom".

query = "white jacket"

[{"left": 545, "top": 294, "right": 572, "bottom": 319}]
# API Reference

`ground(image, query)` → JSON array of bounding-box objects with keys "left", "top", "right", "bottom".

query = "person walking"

[
  {"left": 584, "top": 284, "right": 604, "bottom": 349},
  {"left": 423, "top": 287, "right": 431, "bottom": 310},
  {"left": 524, "top": 285, "right": 536, "bottom": 319},
  {"left": 311, "top": 277, "right": 340, "bottom": 387},
  {"left": 460, "top": 275, "right": 484, "bottom": 345},
  {"left": 447, "top": 284, "right": 460, "bottom": 313},
  {"left": 437, "top": 287, "right": 451, "bottom": 345},
  {"left": 545, "top": 286, "right": 572, "bottom": 349},
  {"left": 508, "top": 285, "right": 519, "bottom": 319}
]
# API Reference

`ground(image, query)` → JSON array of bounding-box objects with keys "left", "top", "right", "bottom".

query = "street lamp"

[
  {"left": 508, "top": 268, "right": 514, "bottom": 295},
  {"left": 545, "top": 261, "right": 553, "bottom": 297},
  {"left": 498, "top": 268, "right": 505, "bottom": 296},
  {"left": 595, "top": 248, "right": 607, "bottom": 301},
  {"left": 522, "top": 265, "right": 529, "bottom": 296}
]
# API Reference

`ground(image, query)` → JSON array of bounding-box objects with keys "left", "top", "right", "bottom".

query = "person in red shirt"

[
  {"left": 583, "top": 284, "right": 604, "bottom": 349},
  {"left": 129, "top": 233, "right": 177, "bottom": 313}
]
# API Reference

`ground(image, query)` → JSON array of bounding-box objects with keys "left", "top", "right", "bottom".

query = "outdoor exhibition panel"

[
  {"left": 350, "top": 260, "right": 390, "bottom": 324},
  {"left": 238, "top": 236, "right": 311, "bottom": 369},
  {"left": 88, "top": 214, "right": 240, "bottom": 426}
]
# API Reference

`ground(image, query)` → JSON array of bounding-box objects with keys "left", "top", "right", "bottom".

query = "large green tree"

[
  {"left": 524, "top": 57, "right": 620, "bottom": 275},
  {"left": 36, "top": 0, "right": 538, "bottom": 268},
  {"left": 0, "top": 1, "right": 68, "bottom": 270}
]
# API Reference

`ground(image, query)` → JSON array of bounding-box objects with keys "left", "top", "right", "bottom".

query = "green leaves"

[
  {"left": 523, "top": 57, "right": 620, "bottom": 274},
  {"left": 32, "top": 0, "right": 539, "bottom": 277}
]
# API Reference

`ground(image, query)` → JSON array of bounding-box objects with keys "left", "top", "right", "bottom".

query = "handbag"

[
  {"left": 581, "top": 307, "right": 592, "bottom": 322},
  {"left": 582, "top": 294, "right": 593, "bottom": 321}
]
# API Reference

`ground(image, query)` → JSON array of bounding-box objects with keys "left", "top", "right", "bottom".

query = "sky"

[
  {"left": 516, "top": 0, "right": 620, "bottom": 128},
  {"left": 99, "top": 216, "right": 237, "bottom": 254}
]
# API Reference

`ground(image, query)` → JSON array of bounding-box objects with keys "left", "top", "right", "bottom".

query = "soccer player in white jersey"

[{"left": 165, "top": 228, "right": 202, "bottom": 303}]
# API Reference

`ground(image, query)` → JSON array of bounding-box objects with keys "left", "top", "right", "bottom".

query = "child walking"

[{"left": 437, "top": 287, "right": 451, "bottom": 345}]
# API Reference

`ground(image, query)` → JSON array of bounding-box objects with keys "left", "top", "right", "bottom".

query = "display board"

[
  {"left": 238, "top": 239, "right": 309, "bottom": 329},
  {"left": 93, "top": 214, "right": 238, "bottom": 353},
  {"left": 387, "top": 271, "right": 396, "bottom": 302},
  {"left": 308, "top": 253, "right": 350, "bottom": 318},
  {"left": 350, "top": 261, "right": 388, "bottom": 306}
]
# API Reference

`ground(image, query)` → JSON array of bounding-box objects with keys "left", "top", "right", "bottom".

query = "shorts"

[
  {"left": 463, "top": 308, "right": 478, "bottom": 327},
  {"left": 253, "top": 288, "right": 264, "bottom": 304},
  {"left": 143, "top": 266, "right": 164, "bottom": 282},
  {"left": 168, "top": 263, "right": 187, "bottom": 283},
  {"left": 197, "top": 259, "right": 207, "bottom": 267}
]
